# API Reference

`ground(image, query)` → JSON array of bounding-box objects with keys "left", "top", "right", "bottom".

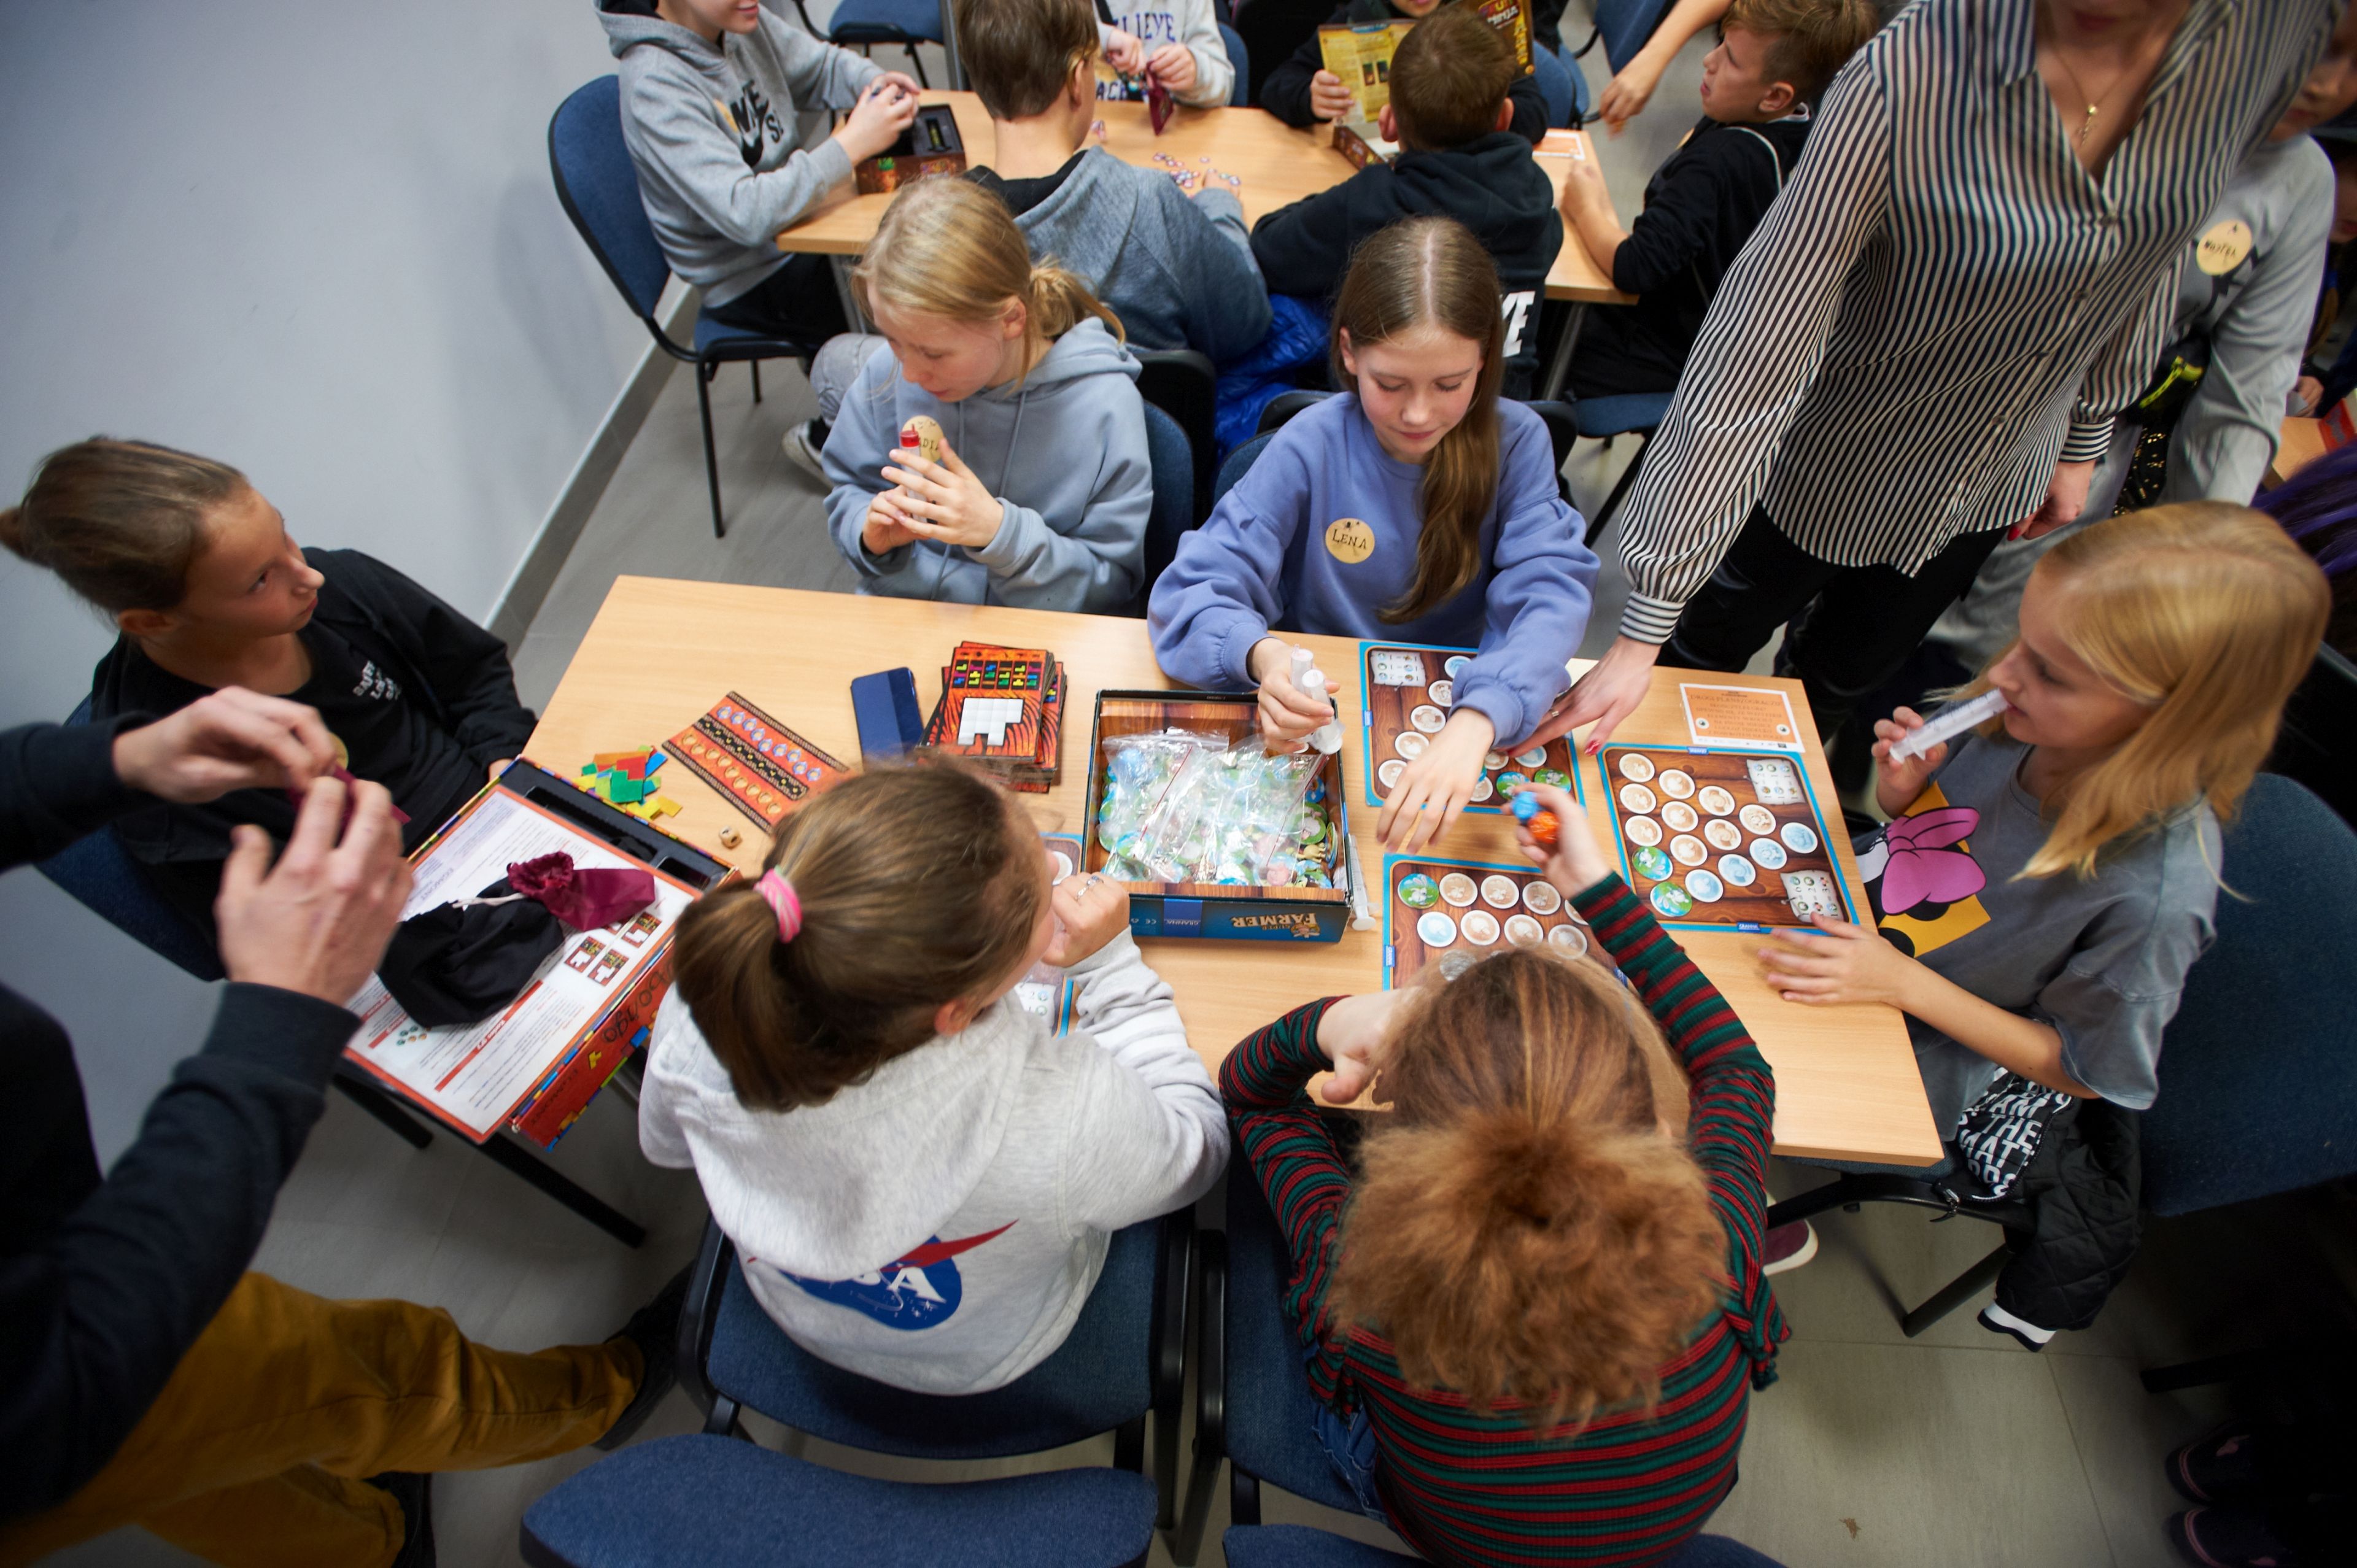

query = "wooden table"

[
  {"left": 776, "top": 93, "right": 1628, "bottom": 306},
  {"left": 528, "top": 579, "right": 1941, "bottom": 1165},
  {"left": 2272, "top": 415, "right": 2330, "bottom": 485}
]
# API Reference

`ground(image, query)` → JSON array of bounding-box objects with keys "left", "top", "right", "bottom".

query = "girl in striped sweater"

[{"left": 1221, "top": 781, "right": 1783, "bottom": 1566}]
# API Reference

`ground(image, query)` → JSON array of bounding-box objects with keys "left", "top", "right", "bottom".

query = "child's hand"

[
  {"left": 487, "top": 758, "right": 513, "bottom": 786},
  {"left": 1042, "top": 870, "right": 1130, "bottom": 967},
  {"left": 1869, "top": 706, "right": 1945, "bottom": 811},
  {"left": 1248, "top": 638, "right": 1337, "bottom": 753},
  {"left": 1377, "top": 709, "right": 1495, "bottom": 854},
  {"left": 861, "top": 493, "right": 921, "bottom": 555},
  {"left": 1758, "top": 917, "right": 1918, "bottom": 1008},
  {"left": 1596, "top": 52, "right": 1666, "bottom": 134},
  {"left": 1315, "top": 989, "right": 1409, "bottom": 1105},
  {"left": 881, "top": 438, "right": 1006, "bottom": 549},
  {"left": 1511, "top": 781, "right": 1612, "bottom": 897},
  {"left": 832, "top": 75, "right": 920, "bottom": 164},
  {"left": 1102, "top": 28, "right": 1145, "bottom": 75},
  {"left": 2293, "top": 374, "right": 2324, "bottom": 417},
  {"left": 1146, "top": 42, "right": 1198, "bottom": 95},
  {"left": 1557, "top": 142, "right": 1609, "bottom": 215},
  {"left": 1310, "top": 69, "right": 1356, "bottom": 122}
]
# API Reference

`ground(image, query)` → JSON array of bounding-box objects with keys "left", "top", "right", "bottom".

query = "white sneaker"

[{"left": 782, "top": 419, "right": 829, "bottom": 482}]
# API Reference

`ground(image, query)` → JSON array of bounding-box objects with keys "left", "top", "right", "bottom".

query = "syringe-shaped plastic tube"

[
  {"left": 1290, "top": 647, "right": 1344, "bottom": 754},
  {"left": 1887, "top": 688, "right": 2010, "bottom": 762}
]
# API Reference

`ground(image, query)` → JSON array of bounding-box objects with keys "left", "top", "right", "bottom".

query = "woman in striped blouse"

[
  {"left": 1219, "top": 782, "right": 1783, "bottom": 1566},
  {"left": 1537, "top": 0, "right": 2342, "bottom": 754}
]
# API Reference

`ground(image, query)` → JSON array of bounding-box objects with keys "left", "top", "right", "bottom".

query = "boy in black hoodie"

[
  {"left": 1250, "top": 2, "right": 1562, "bottom": 396},
  {"left": 1260, "top": 0, "right": 1549, "bottom": 145},
  {"left": 1559, "top": 0, "right": 1878, "bottom": 400}
]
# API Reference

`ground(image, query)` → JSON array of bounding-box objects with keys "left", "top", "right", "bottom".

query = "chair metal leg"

[
  {"left": 1538, "top": 301, "right": 1587, "bottom": 401},
  {"left": 470, "top": 1132, "right": 647, "bottom": 1248},
  {"left": 1150, "top": 1212, "right": 1194, "bottom": 1531},
  {"left": 697, "top": 361, "right": 726, "bottom": 538},
  {"left": 1170, "top": 1232, "right": 1227, "bottom": 1567},
  {"left": 1900, "top": 1242, "right": 2011, "bottom": 1337},
  {"left": 1230, "top": 1470, "right": 1261, "bottom": 1527},
  {"left": 333, "top": 1073, "right": 434, "bottom": 1149},
  {"left": 2140, "top": 1350, "right": 2269, "bottom": 1394},
  {"left": 1587, "top": 431, "right": 1652, "bottom": 548},
  {"left": 749, "top": 359, "right": 762, "bottom": 404},
  {"left": 1114, "top": 1414, "right": 1147, "bottom": 1475},
  {"left": 905, "top": 41, "right": 930, "bottom": 88}
]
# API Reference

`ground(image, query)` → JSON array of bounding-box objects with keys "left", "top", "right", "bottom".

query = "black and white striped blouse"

[{"left": 1611, "top": 0, "right": 2336, "bottom": 645}]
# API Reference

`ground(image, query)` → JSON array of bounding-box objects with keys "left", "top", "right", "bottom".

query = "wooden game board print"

[
  {"left": 1596, "top": 745, "right": 1851, "bottom": 930},
  {"left": 1359, "top": 641, "right": 1581, "bottom": 812},
  {"left": 668, "top": 692, "right": 852, "bottom": 830},
  {"left": 1384, "top": 854, "right": 1590, "bottom": 989}
]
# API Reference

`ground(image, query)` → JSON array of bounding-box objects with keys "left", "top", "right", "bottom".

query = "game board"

[
  {"left": 1382, "top": 854, "right": 1592, "bottom": 988},
  {"left": 1359, "top": 641, "right": 1582, "bottom": 811},
  {"left": 667, "top": 692, "right": 853, "bottom": 830},
  {"left": 1593, "top": 745, "right": 1852, "bottom": 930}
]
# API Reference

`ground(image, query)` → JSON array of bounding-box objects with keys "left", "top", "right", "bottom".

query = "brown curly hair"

[{"left": 1328, "top": 946, "right": 1726, "bottom": 1433}]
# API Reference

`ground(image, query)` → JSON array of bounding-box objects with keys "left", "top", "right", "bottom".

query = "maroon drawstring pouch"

[{"left": 505, "top": 852, "right": 656, "bottom": 932}]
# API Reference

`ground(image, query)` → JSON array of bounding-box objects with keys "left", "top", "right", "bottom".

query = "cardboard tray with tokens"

[
  {"left": 1593, "top": 744, "right": 1852, "bottom": 931},
  {"left": 1358, "top": 641, "right": 1582, "bottom": 811},
  {"left": 1382, "top": 854, "right": 1593, "bottom": 988}
]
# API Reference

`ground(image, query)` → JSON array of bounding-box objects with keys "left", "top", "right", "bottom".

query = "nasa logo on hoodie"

[{"left": 776, "top": 1222, "right": 1014, "bottom": 1330}]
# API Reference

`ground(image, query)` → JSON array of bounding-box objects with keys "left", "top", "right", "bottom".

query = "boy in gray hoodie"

[{"left": 597, "top": 0, "right": 919, "bottom": 342}]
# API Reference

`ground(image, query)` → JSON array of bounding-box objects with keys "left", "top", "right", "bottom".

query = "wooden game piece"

[
  {"left": 718, "top": 825, "right": 743, "bottom": 849},
  {"left": 1512, "top": 791, "right": 1560, "bottom": 850},
  {"left": 898, "top": 415, "right": 944, "bottom": 466}
]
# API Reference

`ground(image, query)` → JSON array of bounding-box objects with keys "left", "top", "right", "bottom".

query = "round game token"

[
  {"left": 1469, "top": 776, "right": 1494, "bottom": 802},
  {"left": 1780, "top": 822, "right": 1821, "bottom": 854},
  {"left": 1495, "top": 771, "right": 1530, "bottom": 797},
  {"left": 1739, "top": 804, "right": 1778, "bottom": 836},
  {"left": 1658, "top": 769, "right": 1697, "bottom": 800},
  {"left": 1480, "top": 875, "right": 1520, "bottom": 910},
  {"left": 1444, "top": 655, "right": 1470, "bottom": 678},
  {"left": 1619, "top": 782, "right": 1657, "bottom": 814},
  {"left": 1436, "top": 951, "right": 1477, "bottom": 980},
  {"left": 1504, "top": 913, "right": 1544, "bottom": 946},
  {"left": 1670, "top": 834, "right": 1708, "bottom": 867},
  {"left": 1427, "top": 679, "right": 1453, "bottom": 706},
  {"left": 1417, "top": 911, "right": 1458, "bottom": 947},
  {"left": 1703, "top": 818, "right": 1743, "bottom": 851},
  {"left": 1521, "top": 880, "right": 1562, "bottom": 915},
  {"left": 1547, "top": 921, "right": 1589, "bottom": 957},
  {"left": 1684, "top": 868, "right": 1725, "bottom": 903},
  {"left": 1438, "top": 873, "right": 1477, "bottom": 908},
  {"left": 1460, "top": 910, "right": 1501, "bottom": 946},
  {"left": 1482, "top": 751, "right": 1507, "bottom": 771},
  {"left": 1410, "top": 705, "right": 1447, "bottom": 733},
  {"left": 1718, "top": 854, "right": 1757, "bottom": 887},
  {"left": 1049, "top": 849, "right": 1075, "bottom": 881},
  {"left": 1650, "top": 882, "right": 1695, "bottom": 919},
  {"left": 1697, "top": 786, "right": 1736, "bottom": 817},
  {"left": 1631, "top": 844, "right": 1674, "bottom": 881},
  {"left": 1625, "top": 815, "right": 1663, "bottom": 847},
  {"left": 1661, "top": 800, "right": 1699, "bottom": 833},
  {"left": 1750, "top": 838, "right": 1789, "bottom": 870},
  {"left": 1617, "top": 752, "right": 1656, "bottom": 782},
  {"left": 1379, "top": 759, "right": 1407, "bottom": 789},
  {"left": 1398, "top": 873, "right": 1440, "bottom": 908},
  {"left": 1393, "top": 731, "right": 1429, "bottom": 760},
  {"left": 1515, "top": 747, "right": 1547, "bottom": 768},
  {"left": 1535, "top": 768, "right": 1572, "bottom": 789}
]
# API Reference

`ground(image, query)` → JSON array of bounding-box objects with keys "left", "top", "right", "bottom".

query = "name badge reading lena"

[
  {"left": 2195, "top": 219, "right": 2253, "bottom": 276},
  {"left": 1325, "top": 517, "right": 1376, "bottom": 565}
]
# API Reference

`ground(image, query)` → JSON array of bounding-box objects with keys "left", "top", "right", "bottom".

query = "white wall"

[{"left": 0, "top": 1, "right": 654, "bottom": 1159}]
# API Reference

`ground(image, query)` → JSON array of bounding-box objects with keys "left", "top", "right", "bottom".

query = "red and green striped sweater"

[{"left": 1220, "top": 874, "right": 1788, "bottom": 1567}]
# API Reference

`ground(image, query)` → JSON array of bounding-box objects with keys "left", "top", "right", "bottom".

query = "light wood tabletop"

[
  {"left": 776, "top": 93, "right": 1627, "bottom": 304},
  {"left": 2272, "top": 415, "right": 2330, "bottom": 485},
  {"left": 527, "top": 578, "right": 1939, "bottom": 1164}
]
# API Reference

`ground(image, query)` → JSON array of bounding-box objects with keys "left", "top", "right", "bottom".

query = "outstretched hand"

[
  {"left": 215, "top": 776, "right": 412, "bottom": 1007},
  {"left": 1524, "top": 635, "right": 1658, "bottom": 754},
  {"left": 112, "top": 688, "right": 339, "bottom": 803}
]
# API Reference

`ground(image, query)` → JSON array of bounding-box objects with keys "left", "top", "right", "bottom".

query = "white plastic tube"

[
  {"left": 1290, "top": 647, "right": 1344, "bottom": 755},
  {"left": 1887, "top": 688, "right": 2010, "bottom": 762}
]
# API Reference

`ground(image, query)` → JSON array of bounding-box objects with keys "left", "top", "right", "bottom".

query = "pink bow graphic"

[{"left": 1879, "top": 806, "right": 1986, "bottom": 916}]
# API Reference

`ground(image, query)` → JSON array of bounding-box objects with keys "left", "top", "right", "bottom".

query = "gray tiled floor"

[{"left": 42, "top": 23, "right": 2265, "bottom": 1568}]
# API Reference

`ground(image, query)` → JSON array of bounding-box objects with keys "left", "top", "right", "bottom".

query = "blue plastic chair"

[
  {"left": 1220, "top": 23, "right": 1252, "bottom": 106},
  {"left": 832, "top": 0, "right": 943, "bottom": 86},
  {"left": 1534, "top": 46, "right": 1579, "bottom": 128},
  {"left": 1573, "top": 389, "right": 1673, "bottom": 546},
  {"left": 1225, "top": 1524, "right": 1786, "bottom": 1568},
  {"left": 1221, "top": 395, "right": 1579, "bottom": 509},
  {"left": 520, "top": 1434, "right": 1156, "bottom": 1567},
  {"left": 1136, "top": 348, "right": 1218, "bottom": 525},
  {"left": 1573, "top": 0, "right": 1678, "bottom": 75},
  {"left": 549, "top": 75, "right": 819, "bottom": 539},
  {"left": 683, "top": 1209, "right": 1194, "bottom": 1531},
  {"left": 1138, "top": 402, "right": 1198, "bottom": 617},
  {"left": 1212, "top": 433, "right": 1274, "bottom": 508}
]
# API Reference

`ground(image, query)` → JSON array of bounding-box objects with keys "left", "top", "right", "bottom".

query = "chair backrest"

[
  {"left": 828, "top": 0, "right": 946, "bottom": 44},
  {"left": 1213, "top": 433, "right": 1276, "bottom": 507},
  {"left": 1255, "top": 389, "right": 1331, "bottom": 438},
  {"left": 2143, "top": 773, "right": 2357, "bottom": 1216},
  {"left": 1220, "top": 23, "right": 1252, "bottom": 106},
  {"left": 1139, "top": 403, "right": 1198, "bottom": 616},
  {"left": 549, "top": 76, "right": 679, "bottom": 342},
  {"left": 36, "top": 697, "right": 225, "bottom": 983},
  {"left": 1520, "top": 398, "right": 1579, "bottom": 498},
  {"left": 1593, "top": 0, "right": 1677, "bottom": 72},
  {"left": 2266, "top": 643, "right": 2356, "bottom": 832},
  {"left": 1533, "top": 46, "right": 1577, "bottom": 128},
  {"left": 1221, "top": 1173, "right": 1366, "bottom": 1515},
  {"left": 1136, "top": 349, "right": 1218, "bottom": 524}
]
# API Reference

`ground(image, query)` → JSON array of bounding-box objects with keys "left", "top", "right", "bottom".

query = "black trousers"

[
  {"left": 700, "top": 252, "right": 850, "bottom": 346},
  {"left": 1662, "top": 506, "right": 2007, "bottom": 744}
]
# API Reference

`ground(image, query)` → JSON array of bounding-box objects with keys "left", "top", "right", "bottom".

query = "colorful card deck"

[
  {"left": 1382, "top": 854, "right": 1592, "bottom": 988},
  {"left": 1359, "top": 641, "right": 1582, "bottom": 812},
  {"left": 667, "top": 692, "right": 853, "bottom": 830},
  {"left": 1594, "top": 745, "right": 1851, "bottom": 930},
  {"left": 923, "top": 642, "right": 1064, "bottom": 790}
]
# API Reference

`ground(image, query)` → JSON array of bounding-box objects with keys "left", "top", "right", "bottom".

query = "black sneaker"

[
  {"left": 2167, "top": 1423, "right": 2267, "bottom": 1504},
  {"left": 782, "top": 419, "right": 830, "bottom": 482},
  {"left": 365, "top": 1472, "right": 434, "bottom": 1568},
  {"left": 594, "top": 1265, "right": 692, "bottom": 1451}
]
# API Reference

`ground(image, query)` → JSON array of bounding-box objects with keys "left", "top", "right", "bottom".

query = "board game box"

[
  {"left": 923, "top": 642, "right": 1064, "bottom": 792},
  {"left": 1359, "top": 641, "right": 1582, "bottom": 812},
  {"left": 1382, "top": 854, "right": 1592, "bottom": 988},
  {"left": 1593, "top": 745, "right": 1852, "bottom": 930}
]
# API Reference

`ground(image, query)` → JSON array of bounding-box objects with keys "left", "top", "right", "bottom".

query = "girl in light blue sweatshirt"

[
  {"left": 1150, "top": 216, "right": 1599, "bottom": 852},
  {"left": 823, "top": 177, "right": 1152, "bottom": 614}
]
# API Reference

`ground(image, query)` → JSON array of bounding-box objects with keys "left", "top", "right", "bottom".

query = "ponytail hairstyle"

[
  {"left": 1329, "top": 217, "right": 1506, "bottom": 624},
  {"left": 1, "top": 438, "right": 246, "bottom": 614},
  {"left": 1328, "top": 946, "right": 1722, "bottom": 1435},
  {"left": 852, "top": 176, "right": 1124, "bottom": 385},
  {"left": 668, "top": 761, "right": 1050, "bottom": 1111},
  {"left": 1966, "top": 501, "right": 2330, "bottom": 880}
]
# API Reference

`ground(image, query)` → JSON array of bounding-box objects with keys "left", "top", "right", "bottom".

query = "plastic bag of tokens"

[{"left": 1097, "top": 728, "right": 1226, "bottom": 879}]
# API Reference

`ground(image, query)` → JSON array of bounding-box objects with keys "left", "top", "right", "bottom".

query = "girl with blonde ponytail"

[
  {"left": 1221, "top": 782, "right": 1782, "bottom": 1566},
  {"left": 822, "top": 176, "right": 1153, "bottom": 613}
]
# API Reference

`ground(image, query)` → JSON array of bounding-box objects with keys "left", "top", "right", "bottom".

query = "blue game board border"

[
  {"left": 1589, "top": 743, "right": 1856, "bottom": 933},
  {"left": 1355, "top": 640, "right": 1586, "bottom": 814}
]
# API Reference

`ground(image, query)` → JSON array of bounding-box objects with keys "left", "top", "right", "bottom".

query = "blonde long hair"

[
  {"left": 852, "top": 177, "right": 1123, "bottom": 383},
  {"left": 1966, "top": 503, "right": 2328, "bottom": 880}
]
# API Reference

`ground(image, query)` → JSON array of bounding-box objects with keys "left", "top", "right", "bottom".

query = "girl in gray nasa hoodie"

[{"left": 823, "top": 178, "right": 1153, "bottom": 613}]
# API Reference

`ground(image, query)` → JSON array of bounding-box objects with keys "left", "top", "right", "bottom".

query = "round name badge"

[
  {"left": 2195, "top": 218, "right": 2253, "bottom": 276},
  {"left": 1324, "top": 517, "right": 1376, "bottom": 564}
]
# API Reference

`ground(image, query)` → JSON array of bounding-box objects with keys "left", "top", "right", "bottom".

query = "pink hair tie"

[{"left": 756, "top": 869, "right": 803, "bottom": 943}]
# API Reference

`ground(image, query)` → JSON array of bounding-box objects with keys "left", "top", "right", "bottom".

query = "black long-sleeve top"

[
  {"left": 1259, "top": 0, "right": 1549, "bottom": 146},
  {"left": 0, "top": 720, "right": 357, "bottom": 1521}
]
